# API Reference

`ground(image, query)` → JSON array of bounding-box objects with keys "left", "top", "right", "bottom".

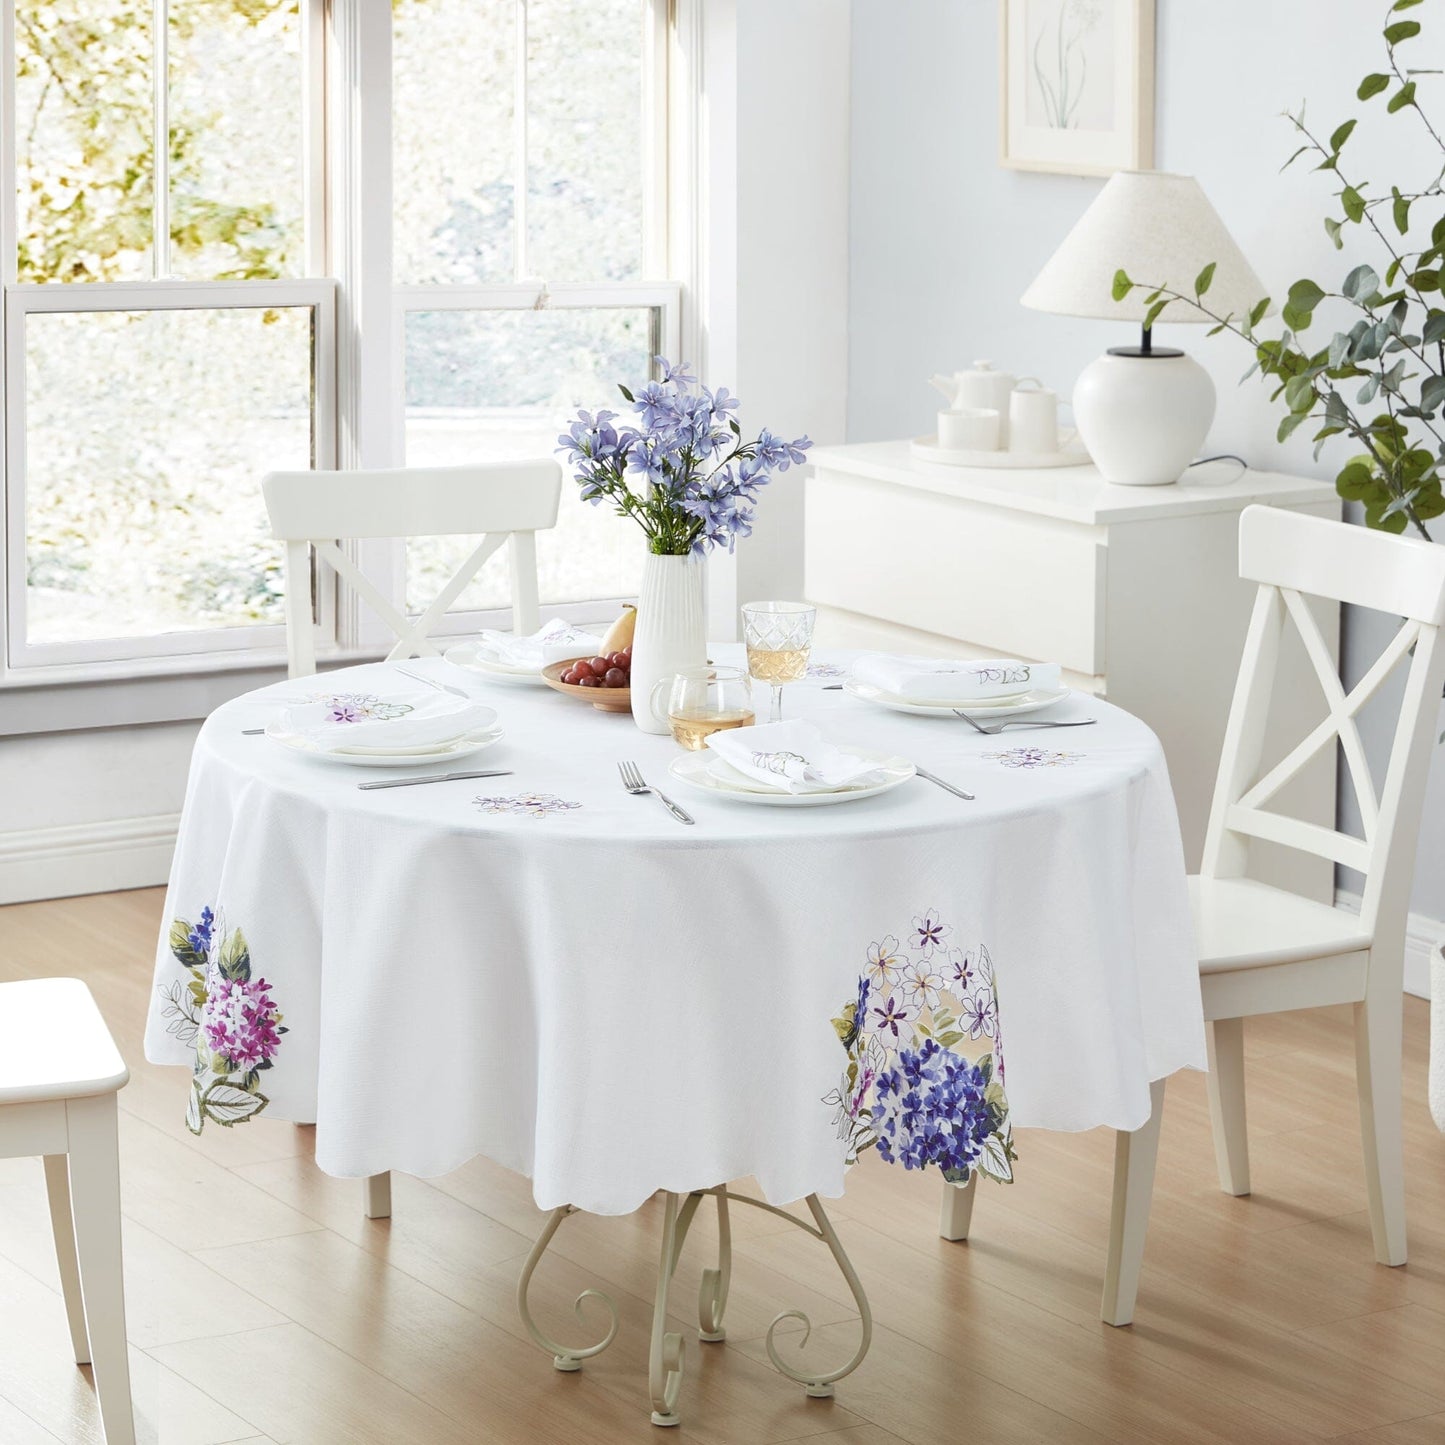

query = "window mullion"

[
  {"left": 513, "top": 0, "right": 529, "bottom": 285},
  {"left": 152, "top": 0, "right": 171, "bottom": 279}
]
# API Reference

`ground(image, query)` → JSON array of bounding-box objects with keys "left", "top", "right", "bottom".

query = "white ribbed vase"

[{"left": 631, "top": 552, "right": 707, "bottom": 734}]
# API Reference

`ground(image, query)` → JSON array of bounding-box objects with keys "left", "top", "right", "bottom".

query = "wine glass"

[
  {"left": 741, "top": 601, "right": 816, "bottom": 723},
  {"left": 661, "top": 665, "right": 756, "bottom": 750}
]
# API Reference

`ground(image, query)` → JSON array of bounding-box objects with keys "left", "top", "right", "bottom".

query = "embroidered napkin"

[
  {"left": 478, "top": 618, "right": 606, "bottom": 670},
  {"left": 282, "top": 693, "right": 498, "bottom": 754},
  {"left": 705, "top": 719, "right": 886, "bottom": 794},
  {"left": 852, "top": 653, "right": 1060, "bottom": 703}
]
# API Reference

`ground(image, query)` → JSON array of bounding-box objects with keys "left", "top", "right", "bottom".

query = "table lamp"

[{"left": 1020, "top": 170, "right": 1269, "bottom": 486}]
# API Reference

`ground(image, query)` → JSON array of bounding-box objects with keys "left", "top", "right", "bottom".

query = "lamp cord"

[{"left": 1189, "top": 453, "right": 1248, "bottom": 476}]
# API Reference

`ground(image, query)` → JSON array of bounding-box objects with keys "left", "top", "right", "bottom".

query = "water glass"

[
  {"left": 741, "top": 601, "right": 816, "bottom": 722},
  {"left": 661, "top": 665, "right": 756, "bottom": 750}
]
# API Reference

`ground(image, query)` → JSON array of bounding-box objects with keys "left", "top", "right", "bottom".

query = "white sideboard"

[{"left": 804, "top": 443, "right": 1343, "bottom": 892}]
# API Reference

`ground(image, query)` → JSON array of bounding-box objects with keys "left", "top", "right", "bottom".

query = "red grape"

[
  {"left": 589, "top": 656, "right": 611, "bottom": 675},
  {"left": 607, "top": 651, "right": 627, "bottom": 668},
  {"left": 604, "top": 667, "right": 627, "bottom": 687},
  {"left": 578, "top": 675, "right": 601, "bottom": 688},
  {"left": 561, "top": 668, "right": 578, "bottom": 685},
  {"left": 622, "top": 645, "right": 632, "bottom": 658},
  {"left": 571, "top": 660, "right": 595, "bottom": 680}
]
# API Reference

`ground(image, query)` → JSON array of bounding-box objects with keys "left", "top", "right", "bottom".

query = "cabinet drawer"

[{"left": 804, "top": 470, "right": 1107, "bottom": 675}]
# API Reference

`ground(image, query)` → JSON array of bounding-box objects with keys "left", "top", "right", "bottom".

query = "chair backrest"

[
  {"left": 1202, "top": 505, "right": 1445, "bottom": 941},
  {"left": 262, "top": 460, "right": 562, "bottom": 678}
]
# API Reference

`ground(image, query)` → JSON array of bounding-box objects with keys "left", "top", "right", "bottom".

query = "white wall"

[{"left": 847, "top": 0, "right": 1445, "bottom": 928}]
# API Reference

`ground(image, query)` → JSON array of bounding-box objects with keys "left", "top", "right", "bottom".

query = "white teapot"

[{"left": 929, "top": 360, "right": 1017, "bottom": 446}]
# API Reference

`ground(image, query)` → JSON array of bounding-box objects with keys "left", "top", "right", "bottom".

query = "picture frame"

[{"left": 999, "top": 0, "right": 1155, "bottom": 177}]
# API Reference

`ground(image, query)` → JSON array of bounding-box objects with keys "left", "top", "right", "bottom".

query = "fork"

[
  {"left": 953, "top": 711, "right": 1097, "bottom": 736},
  {"left": 395, "top": 664, "right": 472, "bottom": 699},
  {"left": 619, "top": 760, "right": 694, "bottom": 825}
]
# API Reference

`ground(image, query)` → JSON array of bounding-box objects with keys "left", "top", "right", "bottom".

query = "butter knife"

[
  {"left": 915, "top": 766, "right": 975, "bottom": 801},
  {"left": 358, "top": 769, "right": 513, "bottom": 791}
]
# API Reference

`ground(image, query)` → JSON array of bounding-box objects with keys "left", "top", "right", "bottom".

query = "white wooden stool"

[{"left": 0, "top": 978, "right": 135, "bottom": 1445}]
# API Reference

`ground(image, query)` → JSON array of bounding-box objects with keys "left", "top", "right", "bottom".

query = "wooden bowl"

[{"left": 541, "top": 659, "right": 632, "bottom": 713}]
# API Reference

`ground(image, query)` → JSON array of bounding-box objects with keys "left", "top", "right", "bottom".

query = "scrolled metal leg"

[
  {"left": 649, "top": 1192, "right": 687, "bottom": 1426},
  {"left": 759, "top": 1194, "right": 872, "bottom": 1399},
  {"left": 698, "top": 1183, "right": 731, "bottom": 1343},
  {"left": 516, "top": 1205, "right": 619, "bottom": 1372}
]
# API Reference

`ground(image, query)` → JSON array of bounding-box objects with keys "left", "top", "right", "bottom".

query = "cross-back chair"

[
  {"left": 262, "top": 459, "right": 561, "bottom": 1218},
  {"left": 262, "top": 460, "right": 563, "bottom": 680},
  {"left": 1188, "top": 504, "right": 1445, "bottom": 1268}
]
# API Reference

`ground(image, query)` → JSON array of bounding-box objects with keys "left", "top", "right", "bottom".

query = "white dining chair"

[
  {"left": 942, "top": 504, "right": 1445, "bottom": 1322},
  {"left": 262, "top": 460, "right": 562, "bottom": 1219},
  {"left": 0, "top": 978, "right": 135, "bottom": 1444},
  {"left": 262, "top": 460, "right": 563, "bottom": 679}
]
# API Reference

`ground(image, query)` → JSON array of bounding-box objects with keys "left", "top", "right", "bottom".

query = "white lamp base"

[{"left": 1072, "top": 349, "right": 1216, "bottom": 486}]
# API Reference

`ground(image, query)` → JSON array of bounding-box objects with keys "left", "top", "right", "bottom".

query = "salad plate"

[{"left": 443, "top": 641, "right": 549, "bottom": 686}]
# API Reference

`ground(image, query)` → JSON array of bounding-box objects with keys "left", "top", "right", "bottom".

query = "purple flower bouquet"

[{"left": 557, "top": 358, "right": 812, "bottom": 556}]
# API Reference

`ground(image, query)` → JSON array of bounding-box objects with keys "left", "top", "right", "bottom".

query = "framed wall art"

[{"left": 1000, "top": 0, "right": 1155, "bottom": 176}]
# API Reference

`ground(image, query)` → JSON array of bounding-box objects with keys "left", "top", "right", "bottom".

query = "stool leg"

[
  {"left": 363, "top": 1172, "right": 392, "bottom": 1219},
  {"left": 65, "top": 1095, "right": 136, "bottom": 1445},
  {"left": 42, "top": 1154, "right": 90, "bottom": 1365}
]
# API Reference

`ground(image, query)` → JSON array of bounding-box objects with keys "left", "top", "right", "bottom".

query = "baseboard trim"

[
  {"left": 1335, "top": 888, "right": 1439, "bottom": 1000},
  {"left": 0, "top": 813, "right": 179, "bottom": 906}
]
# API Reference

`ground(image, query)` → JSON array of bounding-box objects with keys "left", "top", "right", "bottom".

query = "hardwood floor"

[{"left": 2, "top": 887, "right": 1444, "bottom": 1444}]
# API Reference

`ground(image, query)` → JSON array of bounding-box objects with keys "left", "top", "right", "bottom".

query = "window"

[
  {"left": 3, "top": 0, "right": 334, "bottom": 677},
  {"left": 2, "top": 0, "right": 684, "bottom": 691},
  {"left": 392, "top": 0, "right": 678, "bottom": 632}
]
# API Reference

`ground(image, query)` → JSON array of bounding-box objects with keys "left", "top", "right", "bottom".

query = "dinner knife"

[{"left": 357, "top": 769, "right": 513, "bottom": 791}]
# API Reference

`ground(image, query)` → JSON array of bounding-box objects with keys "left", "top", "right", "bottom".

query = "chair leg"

[
  {"left": 1101, "top": 1078, "right": 1165, "bottom": 1328},
  {"left": 363, "top": 1171, "right": 392, "bottom": 1219},
  {"left": 42, "top": 1154, "right": 90, "bottom": 1365},
  {"left": 939, "top": 1174, "right": 977, "bottom": 1242},
  {"left": 1205, "top": 1017, "right": 1250, "bottom": 1196},
  {"left": 1355, "top": 994, "right": 1407, "bottom": 1266},
  {"left": 65, "top": 1095, "right": 136, "bottom": 1445}
]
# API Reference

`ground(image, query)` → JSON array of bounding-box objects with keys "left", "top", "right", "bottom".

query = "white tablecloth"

[{"left": 144, "top": 650, "right": 1205, "bottom": 1214}]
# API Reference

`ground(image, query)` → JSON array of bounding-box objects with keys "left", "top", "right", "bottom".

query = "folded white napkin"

[
  {"left": 478, "top": 618, "right": 606, "bottom": 670},
  {"left": 705, "top": 719, "right": 886, "bottom": 794},
  {"left": 281, "top": 692, "right": 497, "bottom": 754},
  {"left": 852, "top": 653, "right": 1060, "bottom": 703}
]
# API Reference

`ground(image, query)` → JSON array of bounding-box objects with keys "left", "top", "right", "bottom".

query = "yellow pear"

[{"left": 600, "top": 603, "right": 637, "bottom": 653}]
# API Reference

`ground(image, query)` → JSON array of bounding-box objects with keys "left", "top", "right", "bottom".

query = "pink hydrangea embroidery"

[{"left": 201, "top": 972, "right": 285, "bottom": 1071}]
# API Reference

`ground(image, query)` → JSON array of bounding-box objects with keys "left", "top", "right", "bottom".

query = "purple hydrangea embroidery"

[
  {"left": 160, "top": 907, "right": 287, "bottom": 1133},
  {"left": 826, "top": 912, "right": 1014, "bottom": 1186},
  {"left": 985, "top": 746, "right": 1082, "bottom": 770}
]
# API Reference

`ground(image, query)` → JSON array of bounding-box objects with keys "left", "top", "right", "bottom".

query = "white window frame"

[
  {"left": 0, "top": 0, "right": 332, "bottom": 693},
  {"left": 0, "top": 0, "right": 711, "bottom": 726}
]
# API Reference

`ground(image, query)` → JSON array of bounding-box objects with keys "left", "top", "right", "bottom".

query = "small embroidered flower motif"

[
  {"left": 911, "top": 909, "right": 951, "bottom": 955},
  {"left": 865, "top": 935, "right": 905, "bottom": 990},
  {"left": 944, "top": 946, "right": 974, "bottom": 992},
  {"left": 315, "top": 692, "right": 412, "bottom": 722},
  {"left": 961, "top": 988, "right": 998, "bottom": 1040},
  {"left": 326, "top": 701, "right": 363, "bottom": 724},
  {"left": 751, "top": 749, "right": 808, "bottom": 775},
  {"left": 871, "top": 992, "right": 917, "bottom": 1040},
  {"left": 473, "top": 791, "right": 582, "bottom": 818},
  {"left": 899, "top": 957, "right": 944, "bottom": 1005},
  {"left": 984, "top": 747, "right": 1081, "bottom": 769},
  {"left": 806, "top": 661, "right": 848, "bottom": 678}
]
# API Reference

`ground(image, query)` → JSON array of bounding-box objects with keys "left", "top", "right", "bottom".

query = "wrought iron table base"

[{"left": 515, "top": 1183, "right": 871, "bottom": 1427}]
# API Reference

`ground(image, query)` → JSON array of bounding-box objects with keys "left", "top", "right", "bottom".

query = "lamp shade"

[{"left": 1020, "top": 170, "right": 1268, "bottom": 324}]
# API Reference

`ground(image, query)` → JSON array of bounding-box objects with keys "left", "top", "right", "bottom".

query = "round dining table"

[
  {"left": 143, "top": 645, "right": 1206, "bottom": 1422},
  {"left": 145, "top": 645, "right": 1204, "bottom": 1206}
]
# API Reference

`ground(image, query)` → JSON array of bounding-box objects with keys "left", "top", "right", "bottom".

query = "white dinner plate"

[
  {"left": 667, "top": 747, "right": 915, "bottom": 807},
  {"left": 264, "top": 723, "right": 505, "bottom": 767},
  {"left": 443, "top": 642, "right": 549, "bottom": 686},
  {"left": 842, "top": 678, "right": 1071, "bottom": 718}
]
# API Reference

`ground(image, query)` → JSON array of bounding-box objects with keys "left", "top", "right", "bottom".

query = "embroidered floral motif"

[
  {"left": 314, "top": 692, "right": 413, "bottom": 723},
  {"left": 825, "top": 921, "right": 1014, "bottom": 1185},
  {"left": 806, "top": 661, "right": 848, "bottom": 678},
  {"left": 985, "top": 746, "right": 1082, "bottom": 769},
  {"left": 969, "top": 664, "right": 1031, "bottom": 686},
  {"left": 159, "top": 907, "right": 287, "bottom": 1133},
  {"left": 473, "top": 791, "right": 583, "bottom": 818}
]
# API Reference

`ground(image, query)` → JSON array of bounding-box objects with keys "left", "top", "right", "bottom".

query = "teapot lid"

[{"left": 970, "top": 359, "right": 996, "bottom": 370}]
